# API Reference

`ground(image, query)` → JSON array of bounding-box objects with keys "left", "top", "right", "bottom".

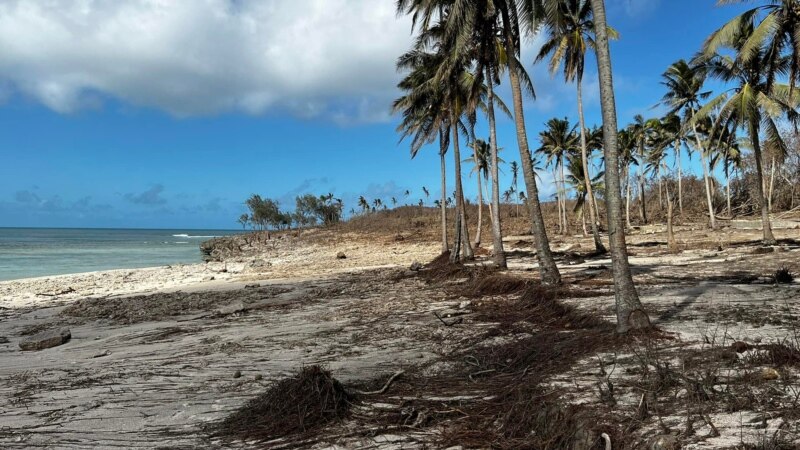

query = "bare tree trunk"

[
  {"left": 726, "top": 166, "right": 732, "bottom": 217},
  {"left": 577, "top": 78, "right": 606, "bottom": 252},
  {"left": 667, "top": 189, "right": 676, "bottom": 251},
  {"left": 560, "top": 159, "right": 569, "bottom": 235},
  {"left": 499, "top": 3, "right": 560, "bottom": 285},
  {"left": 589, "top": 0, "right": 650, "bottom": 333},
  {"left": 486, "top": 66, "right": 507, "bottom": 268},
  {"left": 768, "top": 154, "right": 776, "bottom": 213},
  {"left": 690, "top": 120, "right": 717, "bottom": 229},
  {"left": 638, "top": 143, "right": 647, "bottom": 224},
  {"left": 473, "top": 149, "right": 484, "bottom": 247},
  {"left": 675, "top": 139, "right": 683, "bottom": 216},
  {"left": 624, "top": 166, "right": 632, "bottom": 229},
  {"left": 451, "top": 119, "right": 473, "bottom": 262},
  {"left": 657, "top": 166, "right": 663, "bottom": 210},
  {"left": 581, "top": 208, "right": 588, "bottom": 236},
  {"left": 750, "top": 122, "right": 776, "bottom": 245},
  {"left": 554, "top": 168, "right": 563, "bottom": 234},
  {"left": 439, "top": 130, "right": 449, "bottom": 254}
]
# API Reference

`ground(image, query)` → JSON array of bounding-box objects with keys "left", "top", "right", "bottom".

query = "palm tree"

[
  {"left": 393, "top": 48, "right": 450, "bottom": 253},
  {"left": 705, "top": 0, "right": 800, "bottom": 92},
  {"left": 617, "top": 128, "right": 637, "bottom": 229},
  {"left": 710, "top": 123, "right": 744, "bottom": 217},
  {"left": 589, "top": 0, "right": 650, "bottom": 333},
  {"left": 509, "top": 161, "right": 520, "bottom": 217},
  {"left": 659, "top": 59, "right": 717, "bottom": 228},
  {"left": 497, "top": 0, "right": 561, "bottom": 284},
  {"left": 468, "top": 139, "right": 490, "bottom": 247},
  {"left": 535, "top": 0, "right": 610, "bottom": 252},
  {"left": 537, "top": 117, "right": 579, "bottom": 235},
  {"left": 696, "top": 20, "right": 800, "bottom": 244},
  {"left": 627, "top": 114, "right": 654, "bottom": 225},
  {"left": 566, "top": 152, "right": 605, "bottom": 236},
  {"left": 397, "top": 0, "right": 557, "bottom": 279},
  {"left": 654, "top": 113, "right": 689, "bottom": 215},
  {"left": 358, "top": 196, "right": 370, "bottom": 213}
]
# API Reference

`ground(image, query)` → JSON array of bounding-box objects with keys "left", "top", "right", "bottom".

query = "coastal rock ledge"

[{"left": 19, "top": 328, "right": 71, "bottom": 351}]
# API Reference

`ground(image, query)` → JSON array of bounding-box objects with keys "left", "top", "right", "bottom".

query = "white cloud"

[{"left": 0, "top": 0, "right": 413, "bottom": 121}]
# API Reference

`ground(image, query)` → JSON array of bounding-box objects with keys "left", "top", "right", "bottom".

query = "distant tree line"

[{"left": 238, "top": 193, "right": 343, "bottom": 231}]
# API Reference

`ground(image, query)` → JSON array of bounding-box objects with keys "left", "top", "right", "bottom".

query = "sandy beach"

[{"left": 1, "top": 224, "right": 800, "bottom": 448}]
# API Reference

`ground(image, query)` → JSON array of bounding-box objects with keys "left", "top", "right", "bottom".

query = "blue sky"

[{"left": 0, "top": 0, "right": 750, "bottom": 229}]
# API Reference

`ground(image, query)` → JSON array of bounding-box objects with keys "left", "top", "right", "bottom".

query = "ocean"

[{"left": 0, "top": 228, "right": 244, "bottom": 281}]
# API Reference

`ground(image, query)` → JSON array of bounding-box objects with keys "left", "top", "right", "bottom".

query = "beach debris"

[
  {"left": 202, "top": 276, "right": 216, "bottom": 282},
  {"left": 244, "top": 283, "right": 260, "bottom": 289},
  {"left": 92, "top": 350, "right": 111, "bottom": 358},
  {"left": 761, "top": 368, "right": 780, "bottom": 380},
  {"left": 216, "top": 301, "right": 247, "bottom": 316},
  {"left": 19, "top": 328, "right": 71, "bottom": 351},
  {"left": 336, "top": 252, "right": 347, "bottom": 259},
  {"left": 774, "top": 266, "right": 794, "bottom": 284},
  {"left": 36, "top": 287, "right": 75, "bottom": 297},
  {"left": 233, "top": 370, "right": 242, "bottom": 379},
  {"left": 648, "top": 435, "right": 679, "bottom": 450},
  {"left": 215, "top": 365, "right": 355, "bottom": 441},
  {"left": 409, "top": 261, "right": 424, "bottom": 271},
  {"left": 731, "top": 341, "right": 749, "bottom": 353},
  {"left": 254, "top": 373, "right": 263, "bottom": 381},
  {"left": 0, "top": 336, "right": 8, "bottom": 344}
]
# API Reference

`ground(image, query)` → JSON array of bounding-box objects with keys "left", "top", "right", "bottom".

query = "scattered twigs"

[
  {"left": 468, "top": 369, "right": 495, "bottom": 383},
  {"left": 354, "top": 370, "right": 405, "bottom": 395}
]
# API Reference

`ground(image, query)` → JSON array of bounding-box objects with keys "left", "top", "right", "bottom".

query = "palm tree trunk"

[
  {"left": 589, "top": 0, "right": 650, "bottom": 333},
  {"left": 473, "top": 149, "right": 484, "bottom": 247},
  {"left": 499, "top": 3, "right": 560, "bottom": 285},
  {"left": 555, "top": 168, "right": 563, "bottom": 234},
  {"left": 750, "top": 122, "right": 776, "bottom": 244},
  {"left": 486, "top": 66, "right": 507, "bottom": 268},
  {"left": 768, "top": 154, "right": 776, "bottom": 213},
  {"left": 577, "top": 77, "right": 606, "bottom": 252},
  {"left": 691, "top": 120, "right": 717, "bottom": 229},
  {"left": 666, "top": 180, "right": 676, "bottom": 251},
  {"left": 638, "top": 144, "right": 647, "bottom": 224},
  {"left": 560, "top": 159, "right": 569, "bottom": 235},
  {"left": 726, "top": 166, "right": 732, "bottom": 217},
  {"left": 451, "top": 118, "right": 473, "bottom": 261},
  {"left": 439, "top": 131, "right": 449, "bottom": 254},
  {"left": 625, "top": 166, "right": 632, "bottom": 229},
  {"left": 657, "top": 166, "right": 663, "bottom": 210},
  {"left": 675, "top": 139, "right": 683, "bottom": 216}
]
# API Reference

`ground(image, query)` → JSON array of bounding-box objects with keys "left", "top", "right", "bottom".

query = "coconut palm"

[
  {"left": 566, "top": 152, "right": 605, "bottom": 236},
  {"left": 589, "top": 0, "right": 650, "bottom": 332},
  {"left": 695, "top": 20, "right": 800, "bottom": 244},
  {"left": 710, "top": 123, "right": 744, "bottom": 217},
  {"left": 467, "top": 139, "right": 490, "bottom": 247},
  {"left": 397, "top": 0, "right": 559, "bottom": 281},
  {"left": 617, "top": 128, "right": 637, "bottom": 229},
  {"left": 659, "top": 59, "right": 717, "bottom": 228},
  {"left": 705, "top": 0, "right": 800, "bottom": 92},
  {"left": 393, "top": 48, "right": 451, "bottom": 253},
  {"left": 535, "top": 0, "right": 611, "bottom": 252},
  {"left": 537, "top": 117, "right": 579, "bottom": 235}
]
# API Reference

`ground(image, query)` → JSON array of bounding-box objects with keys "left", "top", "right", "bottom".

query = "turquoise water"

[{"left": 0, "top": 228, "right": 244, "bottom": 281}]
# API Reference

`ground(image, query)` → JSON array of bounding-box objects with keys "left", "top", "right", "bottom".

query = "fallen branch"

[
  {"left": 355, "top": 370, "right": 405, "bottom": 395},
  {"left": 36, "top": 287, "right": 75, "bottom": 297},
  {"left": 433, "top": 311, "right": 462, "bottom": 327},
  {"left": 469, "top": 369, "right": 495, "bottom": 383}
]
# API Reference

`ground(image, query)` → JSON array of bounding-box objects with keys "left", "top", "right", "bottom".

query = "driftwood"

[{"left": 354, "top": 370, "right": 405, "bottom": 395}]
